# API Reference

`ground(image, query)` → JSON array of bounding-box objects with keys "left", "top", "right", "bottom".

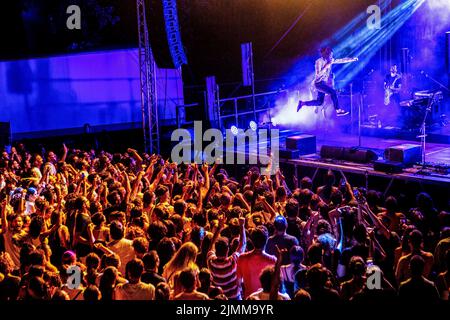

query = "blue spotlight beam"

[
  {"left": 322, "top": 0, "right": 392, "bottom": 48},
  {"left": 331, "top": 0, "right": 426, "bottom": 88},
  {"left": 278, "top": 1, "right": 394, "bottom": 90}
]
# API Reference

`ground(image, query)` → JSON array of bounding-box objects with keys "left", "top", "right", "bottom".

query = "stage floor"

[
  {"left": 308, "top": 131, "right": 450, "bottom": 164},
  {"left": 274, "top": 129, "right": 450, "bottom": 185}
]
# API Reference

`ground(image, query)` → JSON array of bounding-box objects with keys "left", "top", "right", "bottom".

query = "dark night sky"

[
  {"left": 0, "top": 1, "right": 377, "bottom": 82},
  {"left": 2, "top": 0, "right": 445, "bottom": 90}
]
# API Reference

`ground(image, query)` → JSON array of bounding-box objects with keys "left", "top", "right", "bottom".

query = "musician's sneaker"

[
  {"left": 336, "top": 109, "right": 349, "bottom": 116},
  {"left": 297, "top": 101, "right": 304, "bottom": 112}
]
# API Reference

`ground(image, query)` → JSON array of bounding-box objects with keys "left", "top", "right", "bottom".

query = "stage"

[
  {"left": 226, "top": 126, "right": 450, "bottom": 190},
  {"left": 277, "top": 129, "right": 450, "bottom": 184}
]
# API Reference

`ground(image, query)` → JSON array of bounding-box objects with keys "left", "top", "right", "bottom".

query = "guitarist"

[
  {"left": 297, "top": 47, "right": 358, "bottom": 116},
  {"left": 384, "top": 64, "right": 402, "bottom": 106}
]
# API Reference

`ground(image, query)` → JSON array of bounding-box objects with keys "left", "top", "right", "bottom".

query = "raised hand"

[
  {"left": 275, "top": 245, "right": 288, "bottom": 261},
  {"left": 218, "top": 215, "right": 226, "bottom": 230}
]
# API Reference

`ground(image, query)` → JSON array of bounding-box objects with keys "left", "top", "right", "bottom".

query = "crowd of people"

[{"left": 0, "top": 142, "right": 449, "bottom": 302}]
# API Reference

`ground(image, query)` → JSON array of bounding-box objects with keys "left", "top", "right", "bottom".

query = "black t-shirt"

[
  {"left": 398, "top": 278, "right": 440, "bottom": 302},
  {"left": 0, "top": 275, "right": 21, "bottom": 301},
  {"left": 375, "top": 231, "right": 400, "bottom": 279},
  {"left": 341, "top": 244, "right": 370, "bottom": 269},
  {"left": 266, "top": 234, "right": 299, "bottom": 265},
  {"left": 141, "top": 271, "right": 166, "bottom": 287},
  {"left": 287, "top": 218, "right": 302, "bottom": 243},
  {"left": 384, "top": 73, "right": 401, "bottom": 89}
]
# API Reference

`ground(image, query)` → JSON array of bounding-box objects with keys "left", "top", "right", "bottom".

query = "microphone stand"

[
  {"left": 421, "top": 71, "right": 450, "bottom": 93},
  {"left": 416, "top": 92, "right": 437, "bottom": 175}
]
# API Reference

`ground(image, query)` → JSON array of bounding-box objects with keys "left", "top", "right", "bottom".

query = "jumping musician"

[{"left": 297, "top": 47, "right": 358, "bottom": 116}]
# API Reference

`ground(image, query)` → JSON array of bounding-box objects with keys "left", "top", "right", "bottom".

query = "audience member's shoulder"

[
  {"left": 142, "top": 281, "right": 155, "bottom": 290},
  {"left": 115, "top": 282, "right": 125, "bottom": 290},
  {"left": 198, "top": 291, "right": 210, "bottom": 300},
  {"left": 265, "top": 252, "right": 277, "bottom": 262},
  {"left": 399, "top": 278, "right": 412, "bottom": 288},
  {"left": 398, "top": 253, "right": 410, "bottom": 264},
  {"left": 237, "top": 251, "right": 252, "bottom": 262}
]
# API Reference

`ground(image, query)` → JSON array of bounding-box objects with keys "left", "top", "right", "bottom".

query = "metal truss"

[{"left": 137, "top": 0, "right": 160, "bottom": 154}]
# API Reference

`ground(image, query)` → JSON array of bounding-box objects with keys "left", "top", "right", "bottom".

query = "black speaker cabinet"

[
  {"left": 320, "top": 145, "right": 377, "bottom": 163},
  {"left": 280, "top": 149, "right": 301, "bottom": 159},
  {"left": 374, "top": 160, "right": 404, "bottom": 174},
  {"left": 320, "top": 145, "right": 345, "bottom": 159},
  {"left": 384, "top": 144, "right": 421, "bottom": 165},
  {"left": 285, "top": 134, "right": 316, "bottom": 155}
]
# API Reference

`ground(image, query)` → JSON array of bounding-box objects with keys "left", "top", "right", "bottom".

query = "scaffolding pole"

[{"left": 137, "top": 0, "right": 160, "bottom": 154}]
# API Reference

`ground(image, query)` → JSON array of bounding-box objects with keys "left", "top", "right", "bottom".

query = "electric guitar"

[{"left": 384, "top": 73, "right": 401, "bottom": 105}]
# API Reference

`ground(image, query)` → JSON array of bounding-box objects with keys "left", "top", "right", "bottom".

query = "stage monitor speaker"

[
  {"left": 342, "top": 148, "right": 378, "bottom": 163},
  {"left": 320, "top": 145, "right": 345, "bottom": 160},
  {"left": 320, "top": 145, "right": 377, "bottom": 163},
  {"left": 0, "top": 122, "right": 11, "bottom": 147},
  {"left": 373, "top": 160, "right": 404, "bottom": 174},
  {"left": 286, "top": 134, "right": 316, "bottom": 155},
  {"left": 147, "top": 0, "right": 187, "bottom": 69},
  {"left": 384, "top": 144, "right": 421, "bottom": 165},
  {"left": 280, "top": 149, "right": 301, "bottom": 159}
]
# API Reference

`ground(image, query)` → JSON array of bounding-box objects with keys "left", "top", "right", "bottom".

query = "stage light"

[
  {"left": 331, "top": 0, "right": 426, "bottom": 87},
  {"left": 249, "top": 121, "right": 257, "bottom": 131},
  {"left": 230, "top": 125, "right": 239, "bottom": 136},
  {"left": 270, "top": 0, "right": 426, "bottom": 127}
]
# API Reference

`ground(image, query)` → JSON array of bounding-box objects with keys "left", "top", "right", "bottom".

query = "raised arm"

[
  {"left": 130, "top": 171, "right": 145, "bottom": 201},
  {"left": 332, "top": 57, "right": 358, "bottom": 64},
  {"left": 201, "top": 163, "right": 210, "bottom": 193},
  {"left": 235, "top": 193, "right": 251, "bottom": 213},
  {"left": 127, "top": 148, "right": 143, "bottom": 168},
  {"left": 208, "top": 216, "right": 226, "bottom": 253},
  {"left": 258, "top": 195, "right": 277, "bottom": 221},
  {"left": 360, "top": 204, "right": 390, "bottom": 239},
  {"left": 236, "top": 217, "right": 247, "bottom": 254},
  {"left": 0, "top": 197, "right": 8, "bottom": 234},
  {"left": 270, "top": 245, "right": 287, "bottom": 300},
  {"left": 60, "top": 143, "right": 69, "bottom": 163}
]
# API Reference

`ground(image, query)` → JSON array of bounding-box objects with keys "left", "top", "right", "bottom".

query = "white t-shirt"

[
  {"left": 108, "top": 238, "right": 135, "bottom": 275},
  {"left": 114, "top": 282, "right": 155, "bottom": 300},
  {"left": 3, "top": 230, "right": 24, "bottom": 269}
]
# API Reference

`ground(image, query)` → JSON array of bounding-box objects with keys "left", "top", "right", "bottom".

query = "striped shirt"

[{"left": 207, "top": 250, "right": 240, "bottom": 299}]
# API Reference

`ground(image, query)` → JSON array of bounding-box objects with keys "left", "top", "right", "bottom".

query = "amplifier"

[
  {"left": 320, "top": 145, "right": 377, "bottom": 163},
  {"left": 373, "top": 160, "right": 404, "bottom": 174},
  {"left": 285, "top": 134, "right": 316, "bottom": 155},
  {"left": 384, "top": 144, "right": 421, "bottom": 165},
  {"left": 280, "top": 149, "right": 301, "bottom": 159}
]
